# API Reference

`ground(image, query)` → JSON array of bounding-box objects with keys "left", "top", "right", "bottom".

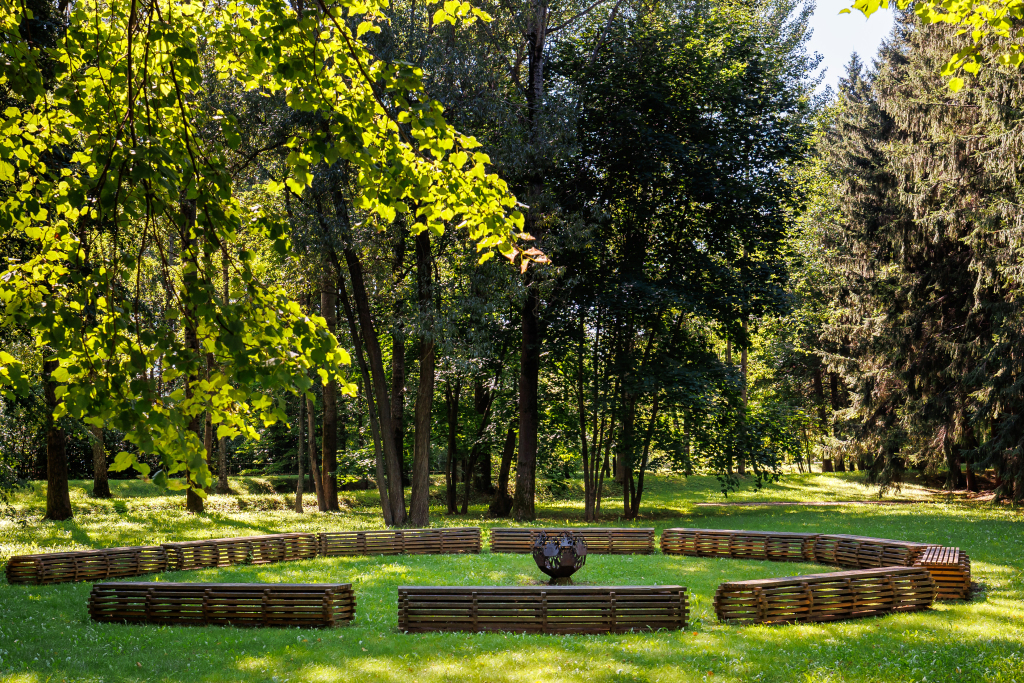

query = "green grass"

[{"left": 1, "top": 473, "right": 1021, "bottom": 683}]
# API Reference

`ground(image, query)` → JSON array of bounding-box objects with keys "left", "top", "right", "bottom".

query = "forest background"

[{"left": 3, "top": 0, "right": 1024, "bottom": 529}]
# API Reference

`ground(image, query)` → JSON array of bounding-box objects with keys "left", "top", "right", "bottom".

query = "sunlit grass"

[{"left": 0, "top": 473, "right": 1021, "bottom": 682}]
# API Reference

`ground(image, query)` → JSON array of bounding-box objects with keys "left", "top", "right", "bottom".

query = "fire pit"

[{"left": 532, "top": 531, "right": 587, "bottom": 584}]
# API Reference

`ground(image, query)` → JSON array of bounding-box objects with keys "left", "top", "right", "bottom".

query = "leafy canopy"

[
  {"left": 0, "top": 0, "right": 523, "bottom": 495},
  {"left": 844, "top": 0, "right": 1024, "bottom": 90}
]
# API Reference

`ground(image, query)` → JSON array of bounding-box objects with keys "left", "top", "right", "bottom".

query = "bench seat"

[
  {"left": 5, "top": 546, "right": 168, "bottom": 585},
  {"left": 318, "top": 527, "right": 480, "bottom": 556}
]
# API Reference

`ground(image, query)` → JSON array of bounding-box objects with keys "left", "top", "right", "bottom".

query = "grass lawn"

[{"left": 0, "top": 472, "right": 1021, "bottom": 683}]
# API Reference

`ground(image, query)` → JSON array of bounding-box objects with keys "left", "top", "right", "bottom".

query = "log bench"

[
  {"left": 490, "top": 528, "right": 655, "bottom": 554},
  {"left": 318, "top": 527, "right": 480, "bottom": 556},
  {"left": 660, "top": 528, "right": 816, "bottom": 562},
  {"left": 915, "top": 546, "right": 972, "bottom": 600},
  {"left": 398, "top": 585, "right": 688, "bottom": 634},
  {"left": 5, "top": 546, "right": 169, "bottom": 585},
  {"left": 161, "top": 533, "right": 319, "bottom": 571},
  {"left": 714, "top": 567, "right": 936, "bottom": 625},
  {"left": 661, "top": 528, "right": 933, "bottom": 569},
  {"left": 88, "top": 582, "right": 355, "bottom": 628}
]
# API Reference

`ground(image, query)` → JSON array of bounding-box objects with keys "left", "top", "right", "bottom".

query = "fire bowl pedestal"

[{"left": 532, "top": 531, "right": 587, "bottom": 585}]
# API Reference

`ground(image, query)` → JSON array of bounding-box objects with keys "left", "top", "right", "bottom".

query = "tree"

[{"left": 0, "top": 0, "right": 528, "bottom": 512}]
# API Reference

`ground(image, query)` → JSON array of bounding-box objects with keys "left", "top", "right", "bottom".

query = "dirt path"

[{"left": 695, "top": 499, "right": 932, "bottom": 507}]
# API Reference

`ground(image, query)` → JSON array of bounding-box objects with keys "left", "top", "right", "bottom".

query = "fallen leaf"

[{"left": 362, "top": 647, "right": 368, "bottom": 652}]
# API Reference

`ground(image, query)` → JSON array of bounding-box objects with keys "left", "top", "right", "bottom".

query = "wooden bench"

[
  {"left": 915, "top": 546, "right": 972, "bottom": 600},
  {"left": 714, "top": 567, "right": 935, "bottom": 625},
  {"left": 5, "top": 546, "right": 168, "bottom": 585},
  {"left": 162, "top": 533, "right": 319, "bottom": 571},
  {"left": 812, "top": 534, "right": 930, "bottom": 569},
  {"left": 490, "top": 528, "right": 655, "bottom": 554},
  {"left": 88, "top": 582, "right": 355, "bottom": 628},
  {"left": 398, "top": 585, "right": 688, "bottom": 634},
  {"left": 318, "top": 527, "right": 480, "bottom": 556},
  {"left": 660, "top": 528, "right": 816, "bottom": 562},
  {"left": 661, "top": 528, "right": 933, "bottom": 569}
]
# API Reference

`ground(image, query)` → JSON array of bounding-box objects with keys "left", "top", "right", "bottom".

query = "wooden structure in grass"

[
  {"left": 660, "top": 528, "right": 932, "bottom": 568},
  {"left": 915, "top": 547, "right": 972, "bottom": 600},
  {"left": 397, "top": 585, "right": 688, "bottom": 634},
  {"left": 162, "top": 533, "right": 320, "bottom": 570},
  {"left": 490, "top": 528, "right": 654, "bottom": 554},
  {"left": 88, "top": 582, "right": 355, "bottom": 628},
  {"left": 713, "top": 567, "right": 935, "bottom": 625},
  {"left": 6, "top": 528, "right": 481, "bottom": 585},
  {"left": 319, "top": 527, "right": 480, "bottom": 556},
  {"left": 4, "top": 546, "right": 169, "bottom": 585}
]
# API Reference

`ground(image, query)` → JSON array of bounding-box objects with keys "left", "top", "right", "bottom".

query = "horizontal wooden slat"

[{"left": 5, "top": 546, "right": 169, "bottom": 585}]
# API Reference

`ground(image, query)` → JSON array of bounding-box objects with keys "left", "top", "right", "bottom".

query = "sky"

[{"left": 805, "top": 1, "right": 896, "bottom": 93}]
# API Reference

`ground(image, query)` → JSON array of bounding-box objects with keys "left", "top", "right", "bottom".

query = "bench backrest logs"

[
  {"left": 88, "top": 582, "right": 355, "bottom": 628},
  {"left": 397, "top": 585, "right": 688, "bottom": 634},
  {"left": 318, "top": 527, "right": 481, "bottom": 556},
  {"left": 714, "top": 567, "right": 936, "bottom": 625},
  {"left": 660, "top": 528, "right": 817, "bottom": 562},
  {"left": 915, "top": 546, "right": 972, "bottom": 600},
  {"left": 5, "top": 546, "right": 169, "bottom": 585},
  {"left": 489, "top": 528, "right": 655, "bottom": 554},
  {"left": 161, "top": 533, "right": 319, "bottom": 571}
]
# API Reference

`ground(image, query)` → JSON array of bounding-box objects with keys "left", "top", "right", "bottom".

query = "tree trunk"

[
  {"left": 90, "top": 425, "right": 110, "bottom": 499},
  {"left": 181, "top": 198, "right": 205, "bottom": 514},
  {"left": 738, "top": 318, "right": 747, "bottom": 476},
  {"left": 295, "top": 396, "right": 305, "bottom": 513},
  {"left": 629, "top": 394, "right": 661, "bottom": 519},
  {"left": 965, "top": 464, "right": 978, "bottom": 493},
  {"left": 344, "top": 247, "right": 407, "bottom": 525},
  {"left": 42, "top": 359, "right": 73, "bottom": 520},
  {"left": 391, "top": 229, "right": 409, "bottom": 487},
  {"left": 217, "top": 244, "right": 230, "bottom": 494},
  {"left": 307, "top": 396, "right": 327, "bottom": 512},
  {"left": 338, "top": 274, "right": 393, "bottom": 526},
  {"left": 812, "top": 365, "right": 829, "bottom": 473},
  {"left": 489, "top": 424, "right": 516, "bottom": 517},
  {"left": 322, "top": 277, "right": 340, "bottom": 511},
  {"left": 445, "top": 379, "right": 461, "bottom": 515},
  {"left": 409, "top": 231, "right": 434, "bottom": 527},
  {"left": 513, "top": 285, "right": 541, "bottom": 521}
]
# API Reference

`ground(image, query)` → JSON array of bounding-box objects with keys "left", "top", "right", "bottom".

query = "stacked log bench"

[
  {"left": 319, "top": 527, "right": 480, "bottom": 556},
  {"left": 714, "top": 567, "right": 936, "bottom": 625},
  {"left": 5, "top": 546, "right": 169, "bottom": 585},
  {"left": 398, "top": 585, "right": 688, "bottom": 634},
  {"left": 490, "top": 528, "right": 655, "bottom": 554},
  {"left": 88, "top": 582, "right": 355, "bottom": 628},
  {"left": 162, "top": 533, "right": 320, "bottom": 571},
  {"left": 915, "top": 546, "right": 972, "bottom": 600},
  {"left": 661, "top": 528, "right": 932, "bottom": 569},
  {"left": 6, "top": 528, "right": 481, "bottom": 585}
]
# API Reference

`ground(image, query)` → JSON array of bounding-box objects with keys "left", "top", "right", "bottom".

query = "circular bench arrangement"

[{"left": 5, "top": 525, "right": 970, "bottom": 631}]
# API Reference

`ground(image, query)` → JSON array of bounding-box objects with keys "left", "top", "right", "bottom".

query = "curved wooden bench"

[
  {"left": 714, "top": 567, "right": 935, "bottom": 625},
  {"left": 915, "top": 547, "right": 972, "bottom": 600},
  {"left": 162, "top": 533, "right": 319, "bottom": 571},
  {"left": 660, "top": 528, "right": 816, "bottom": 562},
  {"left": 5, "top": 546, "right": 168, "bottom": 585},
  {"left": 88, "top": 582, "right": 355, "bottom": 628},
  {"left": 398, "top": 585, "right": 688, "bottom": 634},
  {"left": 490, "top": 528, "right": 655, "bottom": 554},
  {"left": 318, "top": 527, "right": 480, "bottom": 556},
  {"left": 661, "top": 528, "right": 933, "bottom": 568}
]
